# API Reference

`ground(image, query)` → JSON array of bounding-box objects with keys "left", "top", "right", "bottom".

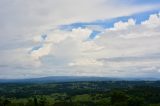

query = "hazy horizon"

[{"left": 0, "top": 0, "right": 160, "bottom": 79}]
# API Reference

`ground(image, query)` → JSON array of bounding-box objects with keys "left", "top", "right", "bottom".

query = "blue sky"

[
  {"left": 60, "top": 9, "right": 160, "bottom": 39},
  {"left": 0, "top": 0, "right": 160, "bottom": 79},
  {"left": 127, "top": 0, "right": 160, "bottom": 5},
  {"left": 60, "top": 9, "right": 160, "bottom": 29}
]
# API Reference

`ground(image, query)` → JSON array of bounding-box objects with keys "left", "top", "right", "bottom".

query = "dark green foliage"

[
  {"left": 53, "top": 102, "right": 74, "bottom": 106},
  {"left": 34, "top": 97, "right": 38, "bottom": 106},
  {"left": 39, "top": 97, "right": 47, "bottom": 106},
  {"left": 0, "top": 81, "right": 160, "bottom": 106},
  {"left": 111, "top": 91, "right": 128, "bottom": 105},
  {"left": 127, "top": 97, "right": 146, "bottom": 106},
  {"left": 0, "top": 98, "right": 11, "bottom": 106},
  {"left": 25, "top": 99, "right": 34, "bottom": 106}
]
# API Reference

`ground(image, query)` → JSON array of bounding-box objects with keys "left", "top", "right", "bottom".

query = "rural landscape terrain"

[{"left": 0, "top": 77, "right": 160, "bottom": 106}]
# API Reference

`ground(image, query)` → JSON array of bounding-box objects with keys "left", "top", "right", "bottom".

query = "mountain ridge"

[{"left": 0, "top": 76, "right": 160, "bottom": 83}]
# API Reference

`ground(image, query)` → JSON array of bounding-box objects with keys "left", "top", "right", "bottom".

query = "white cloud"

[
  {"left": 0, "top": 48, "right": 41, "bottom": 68},
  {"left": 142, "top": 13, "right": 160, "bottom": 28},
  {"left": 0, "top": 0, "right": 160, "bottom": 78},
  {"left": 92, "top": 13, "right": 160, "bottom": 76},
  {"left": 110, "top": 19, "right": 136, "bottom": 30},
  {"left": 0, "top": 0, "right": 159, "bottom": 40},
  {"left": 25, "top": 13, "right": 160, "bottom": 77},
  {"left": 30, "top": 28, "right": 92, "bottom": 60},
  {"left": 69, "top": 58, "right": 103, "bottom": 67},
  {"left": 31, "top": 44, "right": 52, "bottom": 60}
]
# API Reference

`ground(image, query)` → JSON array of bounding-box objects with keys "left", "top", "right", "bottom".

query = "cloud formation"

[
  {"left": 0, "top": 0, "right": 160, "bottom": 78},
  {"left": 36, "top": 13, "right": 160, "bottom": 77}
]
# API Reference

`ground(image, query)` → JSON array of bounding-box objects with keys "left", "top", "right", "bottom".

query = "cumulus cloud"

[
  {"left": 18, "top": 13, "right": 160, "bottom": 78},
  {"left": 30, "top": 28, "right": 92, "bottom": 59},
  {"left": 0, "top": 0, "right": 160, "bottom": 78},
  {"left": 94, "top": 13, "right": 160, "bottom": 77},
  {"left": 142, "top": 13, "right": 160, "bottom": 27},
  {"left": 110, "top": 19, "right": 136, "bottom": 30},
  {"left": 0, "top": 0, "right": 159, "bottom": 40}
]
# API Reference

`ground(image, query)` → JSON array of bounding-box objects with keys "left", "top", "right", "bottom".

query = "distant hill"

[{"left": 0, "top": 76, "right": 159, "bottom": 83}]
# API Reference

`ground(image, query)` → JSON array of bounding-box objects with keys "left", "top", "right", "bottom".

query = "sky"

[{"left": 0, "top": 0, "right": 160, "bottom": 79}]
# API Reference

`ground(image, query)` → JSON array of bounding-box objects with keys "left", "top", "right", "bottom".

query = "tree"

[
  {"left": 111, "top": 91, "right": 128, "bottom": 106},
  {"left": 53, "top": 102, "right": 74, "bottom": 106},
  {"left": 25, "top": 98, "right": 34, "bottom": 106},
  {"left": 3, "top": 99, "right": 11, "bottom": 106},
  {"left": 39, "top": 97, "right": 47, "bottom": 106},
  {"left": 34, "top": 97, "right": 38, "bottom": 106},
  {"left": 127, "top": 97, "right": 146, "bottom": 106}
]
